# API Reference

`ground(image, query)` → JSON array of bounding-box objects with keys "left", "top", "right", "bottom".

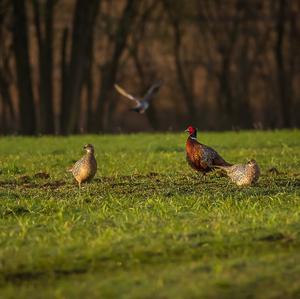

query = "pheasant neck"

[{"left": 189, "top": 132, "right": 197, "bottom": 139}]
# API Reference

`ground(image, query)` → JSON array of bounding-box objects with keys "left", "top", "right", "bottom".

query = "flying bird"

[
  {"left": 185, "top": 126, "right": 232, "bottom": 175},
  {"left": 215, "top": 159, "right": 260, "bottom": 186},
  {"left": 114, "top": 80, "right": 163, "bottom": 113},
  {"left": 68, "top": 144, "right": 97, "bottom": 188}
]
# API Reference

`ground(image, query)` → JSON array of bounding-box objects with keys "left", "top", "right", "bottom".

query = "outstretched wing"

[
  {"left": 143, "top": 80, "right": 163, "bottom": 102},
  {"left": 114, "top": 84, "right": 140, "bottom": 104}
]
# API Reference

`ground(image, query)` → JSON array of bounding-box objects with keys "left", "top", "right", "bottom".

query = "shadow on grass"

[
  {"left": 3, "top": 206, "right": 30, "bottom": 216},
  {"left": 257, "top": 232, "right": 295, "bottom": 243},
  {"left": 3, "top": 267, "right": 87, "bottom": 285},
  {"left": 0, "top": 173, "right": 298, "bottom": 199}
]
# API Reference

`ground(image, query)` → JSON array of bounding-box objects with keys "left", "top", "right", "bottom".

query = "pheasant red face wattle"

[{"left": 185, "top": 126, "right": 197, "bottom": 138}]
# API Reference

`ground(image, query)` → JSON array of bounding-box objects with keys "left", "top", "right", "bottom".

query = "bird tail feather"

[{"left": 214, "top": 165, "right": 229, "bottom": 171}]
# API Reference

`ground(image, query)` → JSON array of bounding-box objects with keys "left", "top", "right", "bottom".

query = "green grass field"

[{"left": 0, "top": 130, "right": 299, "bottom": 298}]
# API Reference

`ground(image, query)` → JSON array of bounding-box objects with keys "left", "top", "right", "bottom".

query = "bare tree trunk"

[
  {"left": 164, "top": 0, "right": 197, "bottom": 124},
  {"left": 60, "top": 0, "right": 100, "bottom": 135},
  {"left": 131, "top": 50, "right": 160, "bottom": 130},
  {"left": 12, "top": 0, "right": 36, "bottom": 134},
  {"left": 33, "top": 0, "right": 55, "bottom": 134},
  {"left": 85, "top": 34, "right": 95, "bottom": 132},
  {"left": 59, "top": 27, "right": 68, "bottom": 133},
  {"left": 0, "top": 71, "right": 14, "bottom": 131},
  {"left": 275, "top": 0, "right": 290, "bottom": 127},
  {"left": 234, "top": 6, "right": 273, "bottom": 129},
  {"left": 234, "top": 36, "right": 252, "bottom": 129},
  {"left": 0, "top": 0, "right": 15, "bottom": 133},
  {"left": 118, "top": 0, "right": 160, "bottom": 130},
  {"left": 94, "top": 0, "right": 139, "bottom": 132},
  {"left": 217, "top": 55, "right": 233, "bottom": 128},
  {"left": 216, "top": 15, "right": 241, "bottom": 128},
  {"left": 289, "top": 6, "right": 300, "bottom": 126}
]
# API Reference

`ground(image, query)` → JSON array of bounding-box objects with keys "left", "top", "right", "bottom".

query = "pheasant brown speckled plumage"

[
  {"left": 69, "top": 144, "right": 97, "bottom": 187},
  {"left": 216, "top": 159, "right": 260, "bottom": 186},
  {"left": 185, "top": 126, "right": 231, "bottom": 175}
]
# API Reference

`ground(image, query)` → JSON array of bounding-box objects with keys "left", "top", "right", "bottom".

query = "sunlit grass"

[{"left": 0, "top": 130, "right": 299, "bottom": 298}]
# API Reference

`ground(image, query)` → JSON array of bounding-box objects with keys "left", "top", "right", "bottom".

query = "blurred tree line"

[{"left": 0, "top": 0, "right": 299, "bottom": 135}]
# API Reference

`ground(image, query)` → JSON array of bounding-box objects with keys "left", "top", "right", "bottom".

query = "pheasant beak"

[{"left": 184, "top": 129, "right": 189, "bottom": 132}]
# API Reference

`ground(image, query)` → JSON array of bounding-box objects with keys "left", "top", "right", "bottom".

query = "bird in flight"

[{"left": 114, "top": 80, "right": 163, "bottom": 114}]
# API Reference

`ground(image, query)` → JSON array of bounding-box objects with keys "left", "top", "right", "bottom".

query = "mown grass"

[{"left": 0, "top": 130, "right": 299, "bottom": 298}]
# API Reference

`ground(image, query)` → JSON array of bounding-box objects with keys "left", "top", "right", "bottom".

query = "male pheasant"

[
  {"left": 69, "top": 144, "right": 97, "bottom": 188},
  {"left": 114, "top": 80, "right": 163, "bottom": 114},
  {"left": 215, "top": 159, "right": 260, "bottom": 186},
  {"left": 185, "top": 126, "right": 231, "bottom": 175}
]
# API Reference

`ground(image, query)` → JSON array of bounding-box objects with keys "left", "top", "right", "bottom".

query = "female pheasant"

[
  {"left": 215, "top": 159, "right": 260, "bottom": 186},
  {"left": 185, "top": 126, "right": 231, "bottom": 175},
  {"left": 69, "top": 144, "right": 97, "bottom": 188}
]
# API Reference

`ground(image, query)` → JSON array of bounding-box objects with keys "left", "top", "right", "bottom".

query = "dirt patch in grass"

[
  {"left": 41, "top": 180, "right": 66, "bottom": 189},
  {"left": 0, "top": 178, "right": 66, "bottom": 190},
  {"left": 257, "top": 233, "right": 295, "bottom": 243},
  {"left": 3, "top": 206, "right": 31, "bottom": 216},
  {"left": 3, "top": 267, "right": 87, "bottom": 285},
  {"left": 33, "top": 172, "right": 51, "bottom": 179},
  {"left": 3, "top": 271, "right": 45, "bottom": 284}
]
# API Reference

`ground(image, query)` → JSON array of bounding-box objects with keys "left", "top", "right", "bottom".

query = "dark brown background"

[{"left": 0, "top": 0, "right": 299, "bottom": 134}]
